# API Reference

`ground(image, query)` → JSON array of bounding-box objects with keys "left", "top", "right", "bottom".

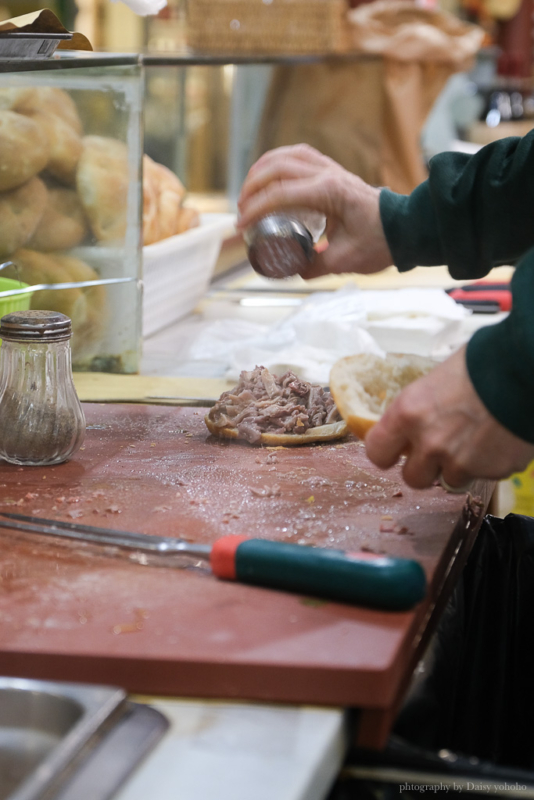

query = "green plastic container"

[{"left": 0, "top": 278, "right": 32, "bottom": 344}]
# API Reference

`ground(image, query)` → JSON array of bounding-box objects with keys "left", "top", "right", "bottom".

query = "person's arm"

[
  {"left": 381, "top": 130, "right": 534, "bottom": 279},
  {"left": 465, "top": 247, "right": 534, "bottom": 442},
  {"left": 237, "top": 144, "right": 392, "bottom": 277},
  {"left": 372, "top": 160, "right": 534, "bottom": 483},
  {"left": 238, "top": 141, "right": 534, "bottom": 485},
  {"left": 365, "top": 243, "right": 534, "bottom": 488},
  {"left": 238, "top": 135, "right": 534, "bottom": 280}
]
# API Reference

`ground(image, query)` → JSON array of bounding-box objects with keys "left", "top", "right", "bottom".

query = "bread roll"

[
  {"left": 77, "top": 136, "right": 129, "bottom": 243},
  {"left": 22, "top": 110, "right": 82, "bottom": 186},
  {"left": 153, "top": 159, "right": 186, "bottom": 240},
  {"left": 2, "top": 247, "right": 52, "bottom": 285},
  {"left": 0, "top": 111, "right": 50, "bottom": 192},
  {"left": 27, "top": 185, "right": 88, "bottom": 252},
  {"left": 143, "top": 155, "right": 191, "bottom": 244},
  {"left": 0, "top": 177, "right": 47, "bottom": 259},
  {"left": 52, "top": 254, "right": 107, "bottom": 361},
  {"left": 330, "top": 353, "right": 437, "bottom": 439},
  {"left": 204, "top": 416, "right": 348, "bottom": 445},
  {"left": 142, "top": 156, "right": 160, "bottom": 246},
  {"left": 175, "top": 206, "right": 200, "bottom": 235},
  {"left": 15, "top": 88, "right": 83, "bottom": 136},
  {"left": 8, "top": 249, "right": 88, "bottom": 334},
  {"left": 205, "top": 366, "right": 348, "bottom": 446},
  {"left": 0, "top": 88, "right": 35, "bottom": 110},
  {"left": 7, "top": 249, "right": 107, "bottom": 361}
]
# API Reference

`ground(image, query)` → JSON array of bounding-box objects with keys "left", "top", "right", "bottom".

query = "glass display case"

[
  {"left": 0, "top": 53, "right": 143, "bottom": 373},
  {"left": 0, "top": 49, "right": 367, "bottom": 371}
]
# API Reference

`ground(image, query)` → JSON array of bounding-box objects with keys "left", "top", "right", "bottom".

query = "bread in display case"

[{"left": 0, "top": 54, "right": 143, "bottom": 373}]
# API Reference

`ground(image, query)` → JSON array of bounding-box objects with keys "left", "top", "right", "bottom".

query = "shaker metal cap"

[
  {"left": 246, "top": 214, "right": 315, "bottom": 279},
  {"left": 0, "top": 310, "right": 72, "bottom": 342}
]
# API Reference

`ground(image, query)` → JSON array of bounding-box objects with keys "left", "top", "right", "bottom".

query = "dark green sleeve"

[
  {"left": 466, "top": 249, "right": 534, "bottom": 443},
  {"left": 379, "top": 130, "right": 534, "bottom": 280},
  {"left": 379, "top": 132, "right": 534, "bottom": 442}
]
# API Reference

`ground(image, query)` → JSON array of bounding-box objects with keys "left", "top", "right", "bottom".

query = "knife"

[
  {"left": 0, "top": 512, "right": 426, "bottom": 611},
  {"left": 447, "top": 281, "right": 512, "bottom": 312}
]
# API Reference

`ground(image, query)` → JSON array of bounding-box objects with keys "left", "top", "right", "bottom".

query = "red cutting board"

[{"left": 0, "top": 404, "right": 491, "bottom": 746}]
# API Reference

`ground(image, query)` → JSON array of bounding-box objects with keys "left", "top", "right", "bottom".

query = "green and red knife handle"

[{"left": 210, "top": 536, "right": 426, "bottom": 611}]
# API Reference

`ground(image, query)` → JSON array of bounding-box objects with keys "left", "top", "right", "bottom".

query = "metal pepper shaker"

[
  {"left": 0, "top": 310, "right": 86, "bottom": 466},
  {"left": 244, "top": 210, "right": 326, "bottom": 279}
]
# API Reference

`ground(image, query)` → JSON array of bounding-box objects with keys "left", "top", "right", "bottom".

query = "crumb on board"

[{"left": 250, "top": 484, "right": 281, "bottom": 498}]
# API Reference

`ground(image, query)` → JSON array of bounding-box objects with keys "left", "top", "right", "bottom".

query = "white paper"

[
  {"left": 110, "top": 0, "right": 167, "bottom": 16},
  {"left": 360, "top": 287, "right": 468, "bottom": 321},
  {"left": 188, "top": 286, "right": 382, "bottom": 384},
  {"left": 185, "top": 285, "right": 470, "bottom": 382},
  {"left": 359, "top": 287, "right": 469, "bottom": 357}
]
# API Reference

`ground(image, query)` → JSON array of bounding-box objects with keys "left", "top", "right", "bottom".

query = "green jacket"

[{"left": 379, "top": 131, "right": 534, "bottom": 443}]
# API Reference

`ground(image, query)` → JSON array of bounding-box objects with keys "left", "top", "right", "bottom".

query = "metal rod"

[{"left": 0, "top": 277, "right": 138, "bottom": 299}]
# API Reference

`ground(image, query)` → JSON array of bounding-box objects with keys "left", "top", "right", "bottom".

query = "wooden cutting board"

[{"left": 0, "top": 404, "right": 491, "bottom": 747}]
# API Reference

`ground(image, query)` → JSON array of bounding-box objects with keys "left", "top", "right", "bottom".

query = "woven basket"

[{"left": 186, "top": 0, "right": 351, "bottom": 55}]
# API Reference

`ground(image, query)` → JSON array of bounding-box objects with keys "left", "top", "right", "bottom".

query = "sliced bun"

[
  {"left": 206, "top": 366, "right": 348, "bottom": 446},
  {"left": 205, "top": 416, "right": 348, "bottom": 445},
  {"left": 330, "top": 353, "right": 436, "bottom": 439}
]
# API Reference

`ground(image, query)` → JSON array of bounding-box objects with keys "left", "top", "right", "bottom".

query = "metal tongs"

[{"left": 0, "top": 512, "right": 427, "bottom": 610}]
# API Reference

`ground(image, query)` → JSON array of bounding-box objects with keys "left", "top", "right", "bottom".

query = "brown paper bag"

[{"left": 255, "top": 1, "right": 484, "bottom": 194}]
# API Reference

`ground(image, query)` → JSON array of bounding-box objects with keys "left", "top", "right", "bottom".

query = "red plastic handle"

[
  {"left": 449, "top": 288, "right": 512, "bottom": 311},
  {"left": 210, "top": 535, "right": 248, "bottom": 579}
]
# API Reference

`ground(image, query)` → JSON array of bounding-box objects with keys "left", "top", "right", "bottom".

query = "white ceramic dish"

[{"left": 142, "top": 213, "right": 236, "bottom": 337}]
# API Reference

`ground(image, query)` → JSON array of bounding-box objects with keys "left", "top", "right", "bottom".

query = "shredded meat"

[{"left": 207, "top": 366, "right": 341, "bottom": 444}]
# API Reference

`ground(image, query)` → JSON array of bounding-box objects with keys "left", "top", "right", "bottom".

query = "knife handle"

[{"left": 210, "top": 536, "right": 426, "bottom": 611}]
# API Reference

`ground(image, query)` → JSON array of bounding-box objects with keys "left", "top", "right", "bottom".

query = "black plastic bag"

[{"left": 394, "top": 513, "right": 534, "bottom": 769}]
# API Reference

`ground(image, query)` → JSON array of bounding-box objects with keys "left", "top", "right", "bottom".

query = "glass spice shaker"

[
  {"left": 0, "top": 310, "right": 86, "bottom": 466},
  {"left": 244, "top": 209, "right": 326, "bottom": 279}
]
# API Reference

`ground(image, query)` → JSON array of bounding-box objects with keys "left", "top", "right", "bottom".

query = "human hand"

[
  {"left": 237, "top": 144, "right": 393, "bottom": 278},
  {"left": 365, "top": 346, "right": 534, "bottom": 489}
]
